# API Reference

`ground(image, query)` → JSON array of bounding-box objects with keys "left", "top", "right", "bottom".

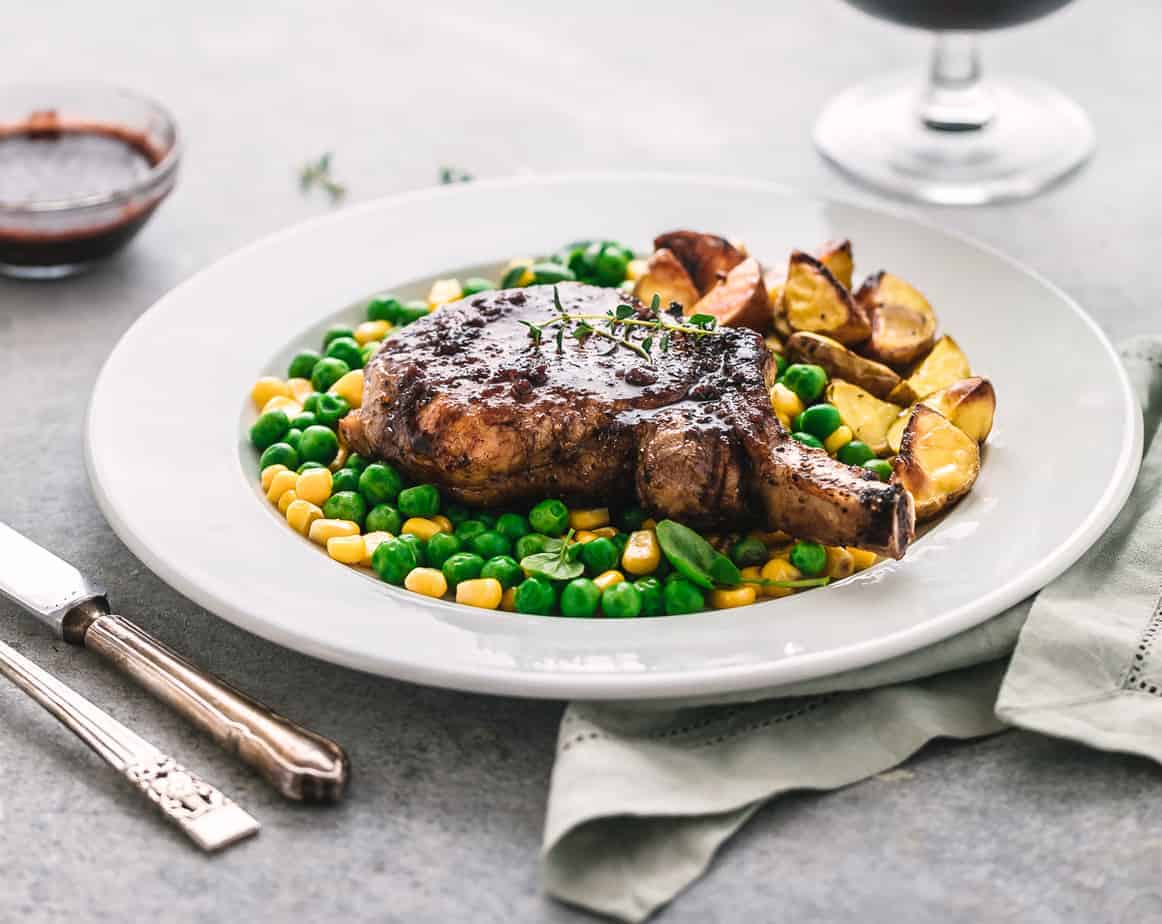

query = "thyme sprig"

[
  {"left": 299, "top": 152, "right": 346, "bottom": 202},
  {"left": 520, "top": 289, "right": 721, "bottom": 365}
]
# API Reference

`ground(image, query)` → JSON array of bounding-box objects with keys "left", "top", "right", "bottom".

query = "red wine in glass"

[{"left": 814, "top": 0, "right": 1093, "bottom": 204}]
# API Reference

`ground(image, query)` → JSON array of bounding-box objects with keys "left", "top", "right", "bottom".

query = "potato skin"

[
  {"left": 690, "top": 257, "right": 770, "bottom": 331},
  {"left": 816, "top": 238, "right": 854, "bottom": 289},
  {"left": 855, "top": 271, "right": 938, "bottom": 369},
  {"left": 633, "top": 248, "right": 700, "bottom": 312},
  {"left": 892, "top": 404, "right": 980, "bottom": 521},
  {"left": 783, "top": 251, "right": 872, "bottom": 345},
  {"left": 785, "top": 331, "right": 901, "bottom": 399},
  {"left": 654, "top": 230, "right": 745, "bottom": 294}
]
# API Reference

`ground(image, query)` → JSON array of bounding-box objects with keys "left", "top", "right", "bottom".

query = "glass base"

[
  {"left": 814, "top": 73, "right": 1094, "bottom": 205},
  {"left": 0, "top": 260, "right": 97, "bottom": 280}
]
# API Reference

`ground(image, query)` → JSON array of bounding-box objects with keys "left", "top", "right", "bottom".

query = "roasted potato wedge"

[
  {"left": 825, "top": 379, "right": 903, "bottom": 456},
  {"left": 892, "top": 405, "right": 980, "bottom": 521},
  {"left": 855, "top": 271, "right": 937, "bottom": 368},
  {"left": 633, "top": 247, "right": 700, "bottom": 312},
  {"left": 689, "top": 257, "right": 770, "bottom": 331},
  {"left": 816, "top": 239, "right": 853, "bottom": 289},
  {"left": 888, "top": 335, "right": 971, "bottom": 404},
  {"left": 887, "top": 376, "right": 996, "bottom": 453},
  {"left": 785, "top": 331, "right": 901, "bottom": 399},
  {"left": 654, "top": 230, "right": 745, "bottom": 294},
  {"left": 783, "top": 251, "right": 871, "bottom": 345}
]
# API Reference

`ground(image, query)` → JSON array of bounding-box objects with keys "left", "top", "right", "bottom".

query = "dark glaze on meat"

[{"left": 342, "top": 283, "right": 913, "bottom": 557}]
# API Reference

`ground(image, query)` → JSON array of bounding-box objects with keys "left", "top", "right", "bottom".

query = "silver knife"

[
  {"left": 0, "top": 638, "right": 259, "bottom": 852},
  {"left": 0, "top": 522, "right": 349, "bottom": 803}
]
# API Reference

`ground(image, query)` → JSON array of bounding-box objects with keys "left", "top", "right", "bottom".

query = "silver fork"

[{"left": 0, "top": 638, "right": 259, "bottom": 852}]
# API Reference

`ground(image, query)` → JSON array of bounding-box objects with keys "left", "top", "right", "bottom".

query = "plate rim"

[{"left": 85, "top": 172, "right": 1143, "bottom": 700}]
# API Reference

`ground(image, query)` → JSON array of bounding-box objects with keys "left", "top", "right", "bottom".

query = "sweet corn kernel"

[
  {"left": 329, "top": 369, "right": 364, "bottom": 409},
  {"left": 622, "top": 529, "right": 661, "bottom": 575},
  {"left": 354, "top": 320, "right": 391, "bottom": 345},
  {"left": 402, "top": 517, "right": 442, "bottom": 541},
  {"left": 428, "top": 278, "right": 463, "bottom": 308},
  {"left": 286, "top": 499, "right": 323, "bottom": 536},
  {"left": 252, "top": 376, "right": 290, "bottom": 409},
  {"left": 739, "top": 565, "right": 763, "bottom": 582},
  {"left": 847, "top": 547, "right": 879, "bottom": 572},
  {"left": 308, "top": 518, "right": 360, "bottom": 546},
  {"left": 503, "top": 258, "right": 535, "bottom": 287},
  {"left": 767, "top": 276, "right": 785, "bottom": 306},
  {"left": 265, "top": 470, "right": 299, "bottom": 503},
  {"left": 759, "top": 557, "right": 801, "bottom": 598},
  {"left": 277, "top": 489, "right": 298, "bottom": 514},
  {"left": 770, "top": 383, "right": 804, "bottom": 428},
  {"left": 261, "top": 463, "right": 288, "bottom": 492},
  {"left": 824, "top": 546, "right": 855, "bottom": 580},
  {"left": 568, "top": 507, "right": 610, "bottom": 530},
  {"left": 327, "top": 534, "right": 366, "bottom": 565},
  {"left": 500, "top": 586, "right": 518, "bottom": 612},
  {"left": 287, "top": 377, "right": 314, "bottom": 403},
  {"left": 405, "top": 567, "right": 449, "bottom": 598},
  {"left": 261, "top": 395, "right": 303, "bottom": 418},
  {"left": 710, "top": 585, "right": 757, "bottom": 609},
  {"left": 329, "top": 446, "right": 349, "bottom": 472},
  {"left": 430, "top": 515, "right": 453, "bottom": 534},
  {"left": 824, "top": 425, "right": 854, "bottom": 455},
  {"left": 626, "top": 258, "right": 649, "bottom": 282},
  {"left": 591, "top": 526, "right": 619, "bottom": 539},
  {"left": 593, "top": 570, "right": 625, "bottom": 592},
  {"left": 456, "top": 577, "right": 503, "bottom": 609},
  {"left": 574, "top": 530, "right": 599, "bottom": 544},
  {"left": 295, "top": 467, "right": 333, "bottom": 506},
  {"left": 640, "top": 518, "right": 658, "bottom": 531},
  {"left": 361, "top": 531, "right": 394, "bottom": 565}
]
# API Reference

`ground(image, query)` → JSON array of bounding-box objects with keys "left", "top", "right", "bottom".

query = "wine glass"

[{"left": 814, "top": 0, "right": 1094, "bottom": 205}]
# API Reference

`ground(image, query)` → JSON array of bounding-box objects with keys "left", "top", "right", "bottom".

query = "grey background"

[{"left": 3, "top": 1, "right": 1161, "bottom": 921}]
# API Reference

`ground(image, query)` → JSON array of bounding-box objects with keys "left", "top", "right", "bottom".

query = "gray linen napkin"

[{"left": 542, "top": 337, "right": 1162, "bottom": 923}]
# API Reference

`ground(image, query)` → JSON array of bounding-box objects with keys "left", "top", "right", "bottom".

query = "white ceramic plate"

[{"left": 86, "top": 175, "right": 1141, "bottom": 701}]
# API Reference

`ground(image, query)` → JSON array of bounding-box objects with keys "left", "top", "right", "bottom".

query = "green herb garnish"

[{"left": 299, "top": 153, "right": 346, "bottom": 202}]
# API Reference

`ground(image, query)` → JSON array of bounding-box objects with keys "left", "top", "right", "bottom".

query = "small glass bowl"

[{"left": 0, "top": 83, "right": 181, "bottom": 279}]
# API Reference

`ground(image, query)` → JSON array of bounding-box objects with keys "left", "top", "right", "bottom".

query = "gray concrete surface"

[{"left": 3, "top": 2, "right": 1162, "bottom": 921}]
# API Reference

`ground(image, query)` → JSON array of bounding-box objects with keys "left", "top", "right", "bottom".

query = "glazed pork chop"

[{"left": 341, "top": 283, "right": 914, "bottom": 557}]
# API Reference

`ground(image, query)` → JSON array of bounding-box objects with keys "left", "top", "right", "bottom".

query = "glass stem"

[{"left": 920, "top": 33, "right": 994, "bottom": 132}]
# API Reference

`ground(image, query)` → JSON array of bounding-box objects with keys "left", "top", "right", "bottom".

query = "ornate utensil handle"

[
  {"left": 0, "top": 638, "right": 259, "bottom": 852},
  {"left": 73, "top": 610, "right": 349, "bottom": 803}
]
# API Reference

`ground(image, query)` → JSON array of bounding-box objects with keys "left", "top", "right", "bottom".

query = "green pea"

[
  {"left": 365, "top": 504, "right": 403, "bottom": 535},
  {"left": 249, "top": 410, "right": 290, "bottom": 451},
  {"left": 663, "top": 578, "right": 705, "bottom": 615},
  {"left": 323, "top": 325, "right": 355, "bottom": 347},
  {"left": 611, "top": 532, "right": 630, "bottom": 554},
  {"left": 560, "top": 578, "right": 600, "bottom": 618},
  {"left": 863, "top": 459, "right": 893, "bottom": 482},
  {"left": 461, "top": 277, "right": 495, "bottom": 297},
  {"left": 837, "top": 441, "right": 876, "bottom": 467},
  {"left": 469, "top": 530, "right": 510, "bottom": 560},
  {"left": 480, "top": 555, "right": 522, "bottom": 589},
  {"left": 398, "top": 484, "right": 440, "bottom": 518},
  {"left": 616, "top": 505, "right": 647, "bottom": 532},
  {"left": 456, "top": 519, "right": 487, "bottom": 543},
  {"left": 530, "top": 261, "right": 576, "bottom": 285},
  {"left": 514, "top": 576, "right": 556, "bottom": 615},
  {"left": 476, "top": 511, "right": 498, "bottom": 529},
  {"left": 425, "top": 532, "right": 462, "bottom": 570},
  {"left": 396, "top": 301, "right": 429, "bottom": 326},
  {"left": 442, "top": 552, "right": 484, "bottom": 589},
  {"left": 495, "top": 512, "right": 531, "bottom": 542},
  {"left": 301, "top": 392, "right": 324, "bottom": 414},
  {"left": 359, "top": 463, "right": 404, "bottom": 506},
  {"left": 529, "top": 499, "right": 569, "bottom": 536},
  {"left": 259, "top": 442, "right": 298, "bottom": 471},
  {"left": 634, "top": 577, "right": 664, "bottom": 617},
  {"left": 361, "top": 343, "right": 380, "bottom": 364},
  {"left": 397, "top": 533, "right": 427, "bottom": 567},
  {"left": 311, "top": 357, "right": 350, "bottom": 393},
  {"left": 286, "top": 429, "right": 305, "bottom": 453},
  {"left": 444, "top": 503, "right": 471, "bottom": 525},
  {"left": 297, "top": 461, "right": 326, "bottom": 473},
  {"left": 315, "top": 393, "right": 350, "bottom": 428},
  {"left": 344, "top": 453, "right": 369, "bottom": 474},
  {"left": 325, "top": 336, "right": 364, "bottom": 371},
  {"left": 774, "top": 353, "right": 788, "bottom": 377},
  {"left": 323, "top": 491, "right": 366, "bottom": 526},
  {"left": 792, "top": 432, "right": 825, "bottom": 450},
  {"left": 371, "top": 538, "right": 416, "bottom": 585},
  {"left": 593, "top": 248, "right": 629, "bottom": 287},
  {"left": 730, "top": 536, "right": 768, "bottom": 568},
  {"left": 298, "top": 425, "right": 340, "bottom": 465},
  {"left": 789, "top": 540, "right": 827, "bottom": 577},
  {"left": 287, "top": 350, "right": 320, "bottom": 380},
  {"left": 331, "top": 468, "right": 360, "bottom": 493},
  {"left": 782, "top": 363, "right": 828, "bottom": 403},
  {"left": 601, "top": 582, "right": 642, "bottom": 618},
  {"left": 367, "top": 295, "right": 401, "bottom": 323},
  {"left": 514, "top": 533, "right": 552, "bottom": 560},
  {"left": 792, "top": 404, "right": 842, "bottom": 439},
  {"left": 290, "top": 411, "right": 317, "bottom": 430},
  {"left": 580, "top": 537, "right": 619, "bottom": 576}
]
